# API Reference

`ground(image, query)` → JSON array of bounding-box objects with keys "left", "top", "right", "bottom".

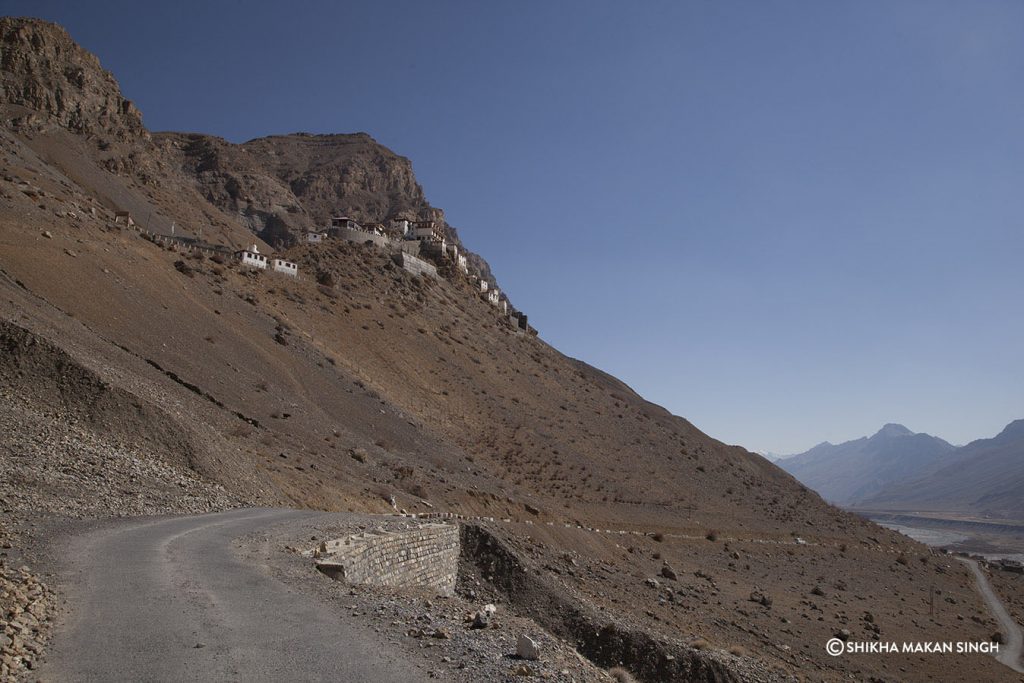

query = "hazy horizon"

[{"left": 10, "top": 0, "right": 1023, "bottom": 453}]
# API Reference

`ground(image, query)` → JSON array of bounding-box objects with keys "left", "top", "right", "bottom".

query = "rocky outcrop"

[
  {"left": 156, "top": 131, "right": 440, "bottom": 243},
  {"left": 156, "top": 129, "right": 498, "bottom": 282},
  {"left": 154, "top": 132, "right": 310, "bottom": 245},
  {"left": 0, "top": 17, "right": 144, "bottom": 141},
  {"left": 242, "top": 132, "right": 431, "bottom": 225}
]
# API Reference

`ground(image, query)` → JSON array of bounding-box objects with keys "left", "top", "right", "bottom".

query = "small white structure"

[
  {"left": 478, "top": 279, "right": 489, "bottom": 293},
  {"left": 236, "top": 244, "right": 268, "bottom": 269},
  {"left": 487, "top": 289, "right": 500, "bottom": 305},
  {"left": 306, "top": 231, "right": 327, "bottom": 244},
  {"left": 271, "top": 258, "right": 298, "bottom": 277},
  {"left": 114, "top": 211, "right": 135, "bottom": 227},
  {"left": 457, "top": 254, "right": 469, "bottom": 274}
]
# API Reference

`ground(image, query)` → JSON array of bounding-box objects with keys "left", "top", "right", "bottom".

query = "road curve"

[
  {"left": 957, "top": 557, "right": 1024, "bottom": 674},
  {"left": 39, "top": 508, "right": 432, "bottom": 682}
]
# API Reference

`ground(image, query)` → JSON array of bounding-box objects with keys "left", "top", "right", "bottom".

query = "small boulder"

[
  {"left": 516, "top": 634, "right": 540, "bottom": 661},
  {"left": 661, "top": 565, "right": 678, "bottom": 581},
  {"left": 471, "top": 611, "right": 490, "bottom": 629},
  {"left": 749, "top": 590, "right": 772, "bottom": 608}
]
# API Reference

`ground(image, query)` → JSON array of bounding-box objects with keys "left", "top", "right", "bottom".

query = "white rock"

[{"left": 517, "top": 634, "right": 540, "bottom": 661}]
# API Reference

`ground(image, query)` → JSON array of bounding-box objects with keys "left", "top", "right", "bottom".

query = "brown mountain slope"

[{"left": 0, "top": 17, "right": 1015, "bottom": 682}]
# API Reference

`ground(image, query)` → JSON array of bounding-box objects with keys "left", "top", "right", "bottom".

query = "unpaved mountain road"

[
  {"left": 37, "top": 508, "right": 432, "bottom": 682},
  {"left": 957, "top": 557, "right": 1024, "bottom": 674}
]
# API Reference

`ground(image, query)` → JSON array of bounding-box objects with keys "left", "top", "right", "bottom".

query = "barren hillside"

[{"left": 1, "top": 17, "right": 1018, "bottom": 682}]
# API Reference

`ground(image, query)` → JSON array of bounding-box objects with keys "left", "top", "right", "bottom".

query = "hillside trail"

[{"left": 956, "top": 557, "right": 1024, "bottom": 674}]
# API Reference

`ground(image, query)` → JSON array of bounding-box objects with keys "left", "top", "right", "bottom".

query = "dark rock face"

[
  {"left": 0, "top": 17, "right": 145, "bottom": 141},
  {"left": 242, "top": 132, "right": 432, "bottom": 226},
  {"left": 154, "top": 131, "right": 436, "bottom": 248}
]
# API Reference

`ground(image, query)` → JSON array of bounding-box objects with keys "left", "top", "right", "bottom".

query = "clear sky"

[{"left": 9, "top": 1, "right": 1024, "bottom": 454}]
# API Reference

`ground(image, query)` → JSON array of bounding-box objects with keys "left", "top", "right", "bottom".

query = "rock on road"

[{"left": 38, "top": 508, "right": 432, "bottom": 682}]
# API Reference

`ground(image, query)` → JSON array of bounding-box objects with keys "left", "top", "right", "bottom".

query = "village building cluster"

[
  {"left": 116, "top": 208, "right": 531, "bottom": 333},
  {"left": 301, "top": 215, "right": 528, "bottom": 329}
]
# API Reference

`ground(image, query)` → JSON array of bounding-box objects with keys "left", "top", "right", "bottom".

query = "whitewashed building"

[
  {"left": 270, "top": 258, "right": 298, "bottom": 277},
  {"left": 306, "top": 231, "right": 328, "bottom": 244},
  {"left": 487, "top": 289, "right": 500, "bottom": 305},
  {"left": 478, "top": 279, "right": 489, "bottom": 293},
  {"left": 412, "top": 220, "right": 445, "bottom": 243},
  {"left": 236, "top": 244, "right": 268, "bottom": 269},
  {"left": 457, "top": 254, "right": 469, "bottom": 274}
]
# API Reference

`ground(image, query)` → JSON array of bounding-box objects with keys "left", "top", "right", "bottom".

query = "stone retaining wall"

[
  {"left": 335, "top": 226, "right": 392, "bottom": 249},
  {"left": 315, "top": 524, "right": 458, "bottom": 596},
  {"left": 391, "top": 251, "right": 438, "bottom": 279}
]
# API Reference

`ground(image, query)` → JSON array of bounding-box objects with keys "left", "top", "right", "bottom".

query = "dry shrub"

[
  {"left": 608, "top": 668, "right": 636, "bottom": 683},
  {"left": 727, "top": 645, "right": 748, "bottom": 657}
]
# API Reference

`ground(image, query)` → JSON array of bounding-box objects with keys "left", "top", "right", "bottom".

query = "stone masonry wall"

[
  {"left": 336, "top": 226, "right": 392, "bottom": 249},
  {"left": 316, "top": 524, "right": 459, "bottom": 596},
  {"left": 391, "top": 251, "right": 438, "bottom": 279}
]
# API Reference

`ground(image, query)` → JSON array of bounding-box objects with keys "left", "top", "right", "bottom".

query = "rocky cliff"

[
  {"left": 0, "top": 17, "right": 144, "bottom": 141},
  {"left": 153, "top": 131, "right": 434, "bottom": 245}
]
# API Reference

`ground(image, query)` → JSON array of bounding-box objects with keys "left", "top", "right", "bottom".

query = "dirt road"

[
  {"left": 957, "top": 557, "right": 1024, "bottom": 674},
  {"left": 37, "top": 508, "right": 432, "bottom": 682}
]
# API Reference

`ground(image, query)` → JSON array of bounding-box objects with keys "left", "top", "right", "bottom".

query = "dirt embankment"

[{"left": 459, "top": 524, "right": 776, "bottom": 683}]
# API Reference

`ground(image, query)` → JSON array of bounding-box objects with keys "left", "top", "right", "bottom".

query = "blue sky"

[{"left": 10, "top": 1, "right": 1024, "bottom": 453}]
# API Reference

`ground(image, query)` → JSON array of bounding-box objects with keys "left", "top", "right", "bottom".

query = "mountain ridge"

[
  {"left": 777, "top": 423, "right": 956, "bottom": 505},
  {"left": 859, "top": 419, "right": 1024, "bottom": 519}
]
